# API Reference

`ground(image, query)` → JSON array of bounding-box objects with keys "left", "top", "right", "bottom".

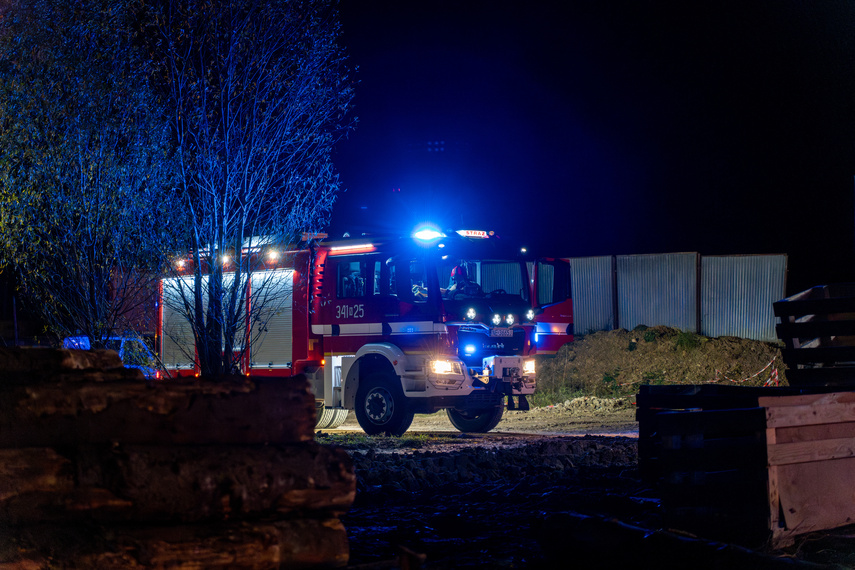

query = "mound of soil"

[{"left": 537, "top": 326, "right": 785, "bottom": 397}]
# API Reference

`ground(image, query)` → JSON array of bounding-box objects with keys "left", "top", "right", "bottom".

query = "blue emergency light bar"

[{"left": 413, "top": 227, "right": 445, "bottom": 241}]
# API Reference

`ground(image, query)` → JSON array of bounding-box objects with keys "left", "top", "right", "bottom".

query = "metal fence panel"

[
  {"left": 701, "top": 254, "right": 787, "bottom": 342},
  {"left": 616, "top": 253, "right": 698, "bottom": 332},
  {"left": 568, "top": 256, "right": 614, "bottom": 334}
]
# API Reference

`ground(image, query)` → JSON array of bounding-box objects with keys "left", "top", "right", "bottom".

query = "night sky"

[{"left": 332, "top": 1, "right": 855, "bottom": 293}]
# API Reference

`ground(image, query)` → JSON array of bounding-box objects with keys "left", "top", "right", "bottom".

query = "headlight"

[
  {"left": 526, "top": 309, "right": 535, "bottom": 321},
  {"left": 523, "top": 359, "right": 536, "bottom": 375},
  {"left": 465, "top": 307, "right": 476, "bottom": 320},
  {"left": 492, "top": 314, "right": 502, "bottom": 326},
  {"left": 431, "top": 359, "right": 463, "bottom": 375},
  {"left": 506, "top": 314, "right": 515, "bottom": 325}
]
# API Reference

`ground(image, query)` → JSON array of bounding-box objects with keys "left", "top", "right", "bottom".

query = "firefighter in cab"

[{"left": 446, "top": 260, "right": 478, "bottom": 299}]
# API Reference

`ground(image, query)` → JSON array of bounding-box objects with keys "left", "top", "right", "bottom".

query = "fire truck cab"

[{"left": 159, "top": 229, "right": 538, "bottom": 436}]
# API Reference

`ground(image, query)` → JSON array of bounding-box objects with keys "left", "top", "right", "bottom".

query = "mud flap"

[{"left": 507, "top": 395, "right": 530, "bottom": 411}]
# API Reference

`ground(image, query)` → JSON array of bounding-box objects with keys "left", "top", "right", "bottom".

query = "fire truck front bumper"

[{"left": 480, "top": 355, "right": 536, "bottom": 396}]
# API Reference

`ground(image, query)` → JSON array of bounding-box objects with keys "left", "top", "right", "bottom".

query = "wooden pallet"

[
  {"left": 774, "top": 283, "right": 855, "bottom": 388},
  {"left": 637, "top": 385, "right": 855, "bottom": 548}
]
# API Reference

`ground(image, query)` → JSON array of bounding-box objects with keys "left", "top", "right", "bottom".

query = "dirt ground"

[
  {"left": 326, "top": 400, "right": 855, "bottom": 569},
  {"left": 327, "top": 405, "right": 643, "bottom": 569}
]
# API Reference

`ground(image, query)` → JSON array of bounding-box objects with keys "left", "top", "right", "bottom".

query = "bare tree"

[
  {"left": 0, "top": 0, "right": 181, "bottom": 346},
  {"left": 148, "top": 0, "right": 355, "bottom": 376}
]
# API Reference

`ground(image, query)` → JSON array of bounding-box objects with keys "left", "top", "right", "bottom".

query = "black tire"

[
  {"left": 447, "top": 405, "right": 504, "bottom": 433},
  {"left": 354, "top": 372, "right": 414, "bottom": 436},
  {"left": 316, "top": 406, "right": 349, "bottom": 429}
]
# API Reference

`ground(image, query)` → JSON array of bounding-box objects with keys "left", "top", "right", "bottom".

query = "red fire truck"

[{"left": 158, "top": 229, "right": 547, "bottom": 436}]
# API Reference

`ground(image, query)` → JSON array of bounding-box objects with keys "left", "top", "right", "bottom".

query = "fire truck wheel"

[
  {"left": 446, "top": 405, "right": 504, "bottom": 433},
  {"left": 316, "top": 406, "right": 349, "bottom": 429},
  {"left": 355, "top": 373, "right": 414, "bottom": 436}
]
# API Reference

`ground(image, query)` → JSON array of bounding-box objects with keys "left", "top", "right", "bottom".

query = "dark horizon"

[{"left": 332, "top": 0, "right": 855, "bottom": 294}]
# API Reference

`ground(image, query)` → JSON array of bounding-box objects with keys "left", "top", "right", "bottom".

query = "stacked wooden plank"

[
  {"left": 636, "top": 384, "right": 855, "bottom": 548},
  {"left": 774, "top": 283, "right": 855, "bottom": 388},
  {"left": 0, "top": 347, "right": 355, "bottom": 568}
]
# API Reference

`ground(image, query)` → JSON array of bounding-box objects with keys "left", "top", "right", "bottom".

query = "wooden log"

[
  {"left": 0, "top": 348, "right": 135, "bottom": 382},
  {"left": 0, "top": 348, "right": 353, "bottom": 568},
  {"left": 0, "top": 442, "right": 355, "bottom": 524},
  {"left": 0, "top": 448, "right": 75, "bottom": 501},
  {"left": 0, "top": 375, "right": 316, "bottom": 447},
  {"left": 4, "top": 518, "right": 350, "bottom": 569}
]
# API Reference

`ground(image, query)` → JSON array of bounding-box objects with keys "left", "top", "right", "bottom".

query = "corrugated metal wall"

[
  {"left": 617, "top": 253, "right": 699, "bottom": 332},
  {"left": 701, "top": 255, "right": 787, "bottom": 341},
  {"left": 568, "top": 256, "right": 614, "bottom": 334},
  {"left": 567, "top": 252, "right": 787, "bottom": 341}
]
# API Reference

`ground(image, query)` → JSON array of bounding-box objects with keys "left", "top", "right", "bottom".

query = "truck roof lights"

[
  {"left": 413, "top": 228, "right": 445, "bottom": 241},
  {"left": 329, "top": 243, "right": 376, "bottom": 255}
]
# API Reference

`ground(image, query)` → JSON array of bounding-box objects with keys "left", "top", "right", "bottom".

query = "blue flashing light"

[
  {"left": 413, "top": 227, "right": 445, "bottom": 241},
  {"left": 464, "top": 344, "right": 476, "bottom": 355}
]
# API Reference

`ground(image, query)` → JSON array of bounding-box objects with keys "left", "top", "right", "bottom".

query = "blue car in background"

[{"left": 62, "top": 336, "right": 158, "bottom": 380}]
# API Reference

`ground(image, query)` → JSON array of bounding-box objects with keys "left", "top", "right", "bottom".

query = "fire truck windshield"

[{"left": 437, "top": 259, "right": 529, "bottom": 301}]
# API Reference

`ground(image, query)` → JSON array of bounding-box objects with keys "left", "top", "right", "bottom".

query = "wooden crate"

[
  {"left": 761, "top": 391, "right": 855, "bottom": 547},
  {"left": 637, "top": 385, "right": 855, "bottom": 548}
]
